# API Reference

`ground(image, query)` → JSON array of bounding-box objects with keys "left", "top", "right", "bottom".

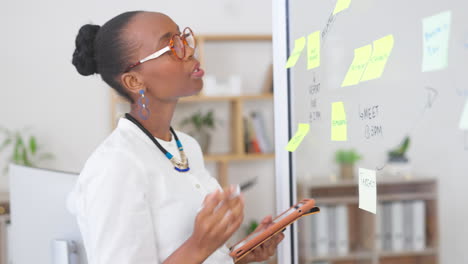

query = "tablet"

[{"left": 229, "top": 198, "right": 320, "bottom": 262}]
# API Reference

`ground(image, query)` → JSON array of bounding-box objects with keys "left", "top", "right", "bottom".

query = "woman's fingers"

[
  {"left": 199, "top": 190, "right": 222, "bottom": 215},
  {"left": 261, "top": 215, "right": 273, "bottom": 224},
  {"left": 223, "top": 209, "right": 244, "bottom": 237},
  {"left": 254, "top": 215, "right": 273, "bottom": 231}
]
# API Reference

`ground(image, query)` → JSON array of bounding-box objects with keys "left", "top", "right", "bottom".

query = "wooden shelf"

[
  {"left": 308, "top": 176, "right": 437, "bottom": 188},
  {"left": 304, "top": 251, "right": 374, "bottom": 262},
  {"left": 378, "top": 248, "right": 437, "bottom": 258},
  {"left": 303, "top": 248, "right": 437, "bottom": 263},
  {"left": 315, "top": 193, "right": 437, "bottom": 205},
  {"left": 301, "top": 179, "right": 439, "bottom": 264},
  {"left": 204, "top": 153, "right": 275, "bottom": 162}
]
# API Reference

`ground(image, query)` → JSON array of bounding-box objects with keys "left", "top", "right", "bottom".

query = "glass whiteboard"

[{"left": 273, "top": 0, "right": 468, "bottom": 263}]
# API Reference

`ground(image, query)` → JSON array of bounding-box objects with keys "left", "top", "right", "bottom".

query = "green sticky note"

[
  {"left": 422, "top": 11, "right": 452, "bottom": 72},
  {"left": 286, "top": 37, "right": 306, "bottom": 69},
  {"left": 307, "top": 31, "right": 321, "bottom": 70},
  {"left": 331, "top": 102, "right": 347, "bottom": 141},
  {"left": 285, "top": 123, "right": 310, "bottom": 152},
  {"left": 333, "top": 0, "right": 352, "bottom": 15},
  {"left": 459, "top": 99, "right": 468, "bottom": 130},
  {"left": 341, "top": 45, "right": 372, "bottom": 87},
  {"left": 361, "top": 34, "right": 394, "bottom": 82}
]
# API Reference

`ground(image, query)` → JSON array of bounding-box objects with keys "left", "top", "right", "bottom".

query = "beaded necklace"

[{"left": 125, "top": 113, "right": 190, "bottom": 172}]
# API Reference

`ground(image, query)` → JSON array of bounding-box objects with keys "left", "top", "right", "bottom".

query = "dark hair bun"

[{"left": 72, "top": 24, "right": 101, "bottom": 76}]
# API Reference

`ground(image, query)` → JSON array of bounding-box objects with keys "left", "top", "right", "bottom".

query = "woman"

[{"left": 68, "top": 10, "right": 284, "bottom": 264}]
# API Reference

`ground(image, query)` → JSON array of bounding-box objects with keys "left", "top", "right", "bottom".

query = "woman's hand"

[
  {"left": 236, "top": 216, "right": 285, "bottom": 264},
  {"left": 189, "top": 185, "right": 245, "bottom": 262}
]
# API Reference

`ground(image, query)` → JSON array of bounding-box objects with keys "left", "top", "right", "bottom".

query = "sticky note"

[
  {"left": 333, "top": 0, "right": 352, "bottom": 15},
  {"left": 341, "top": 45, "right": 372, "bottom": 87},
  {"left": 307, "top": 31, "right": 321, "bottom": 70},
  {"left": 331, "top": 102, "right": 347, "bottom": 141},
  {"left": 286, "top": 123, "right": 310, "bottom": 152},
  {"left": 286, "top": 37, "right": 306, "bottom": 68},
  {"left": 361, "top": 34, "right": 394, "bottom": 82},
  {"left": 359, "top": 168, "right": 377, "bottom": 214},
  {"left": 422, "top": 11, "right": 452, "bottom": 72},
  {"left": 459, "top": 99, "right": 468, "bottom": 130}
]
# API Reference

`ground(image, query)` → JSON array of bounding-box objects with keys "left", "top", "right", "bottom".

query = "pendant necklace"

[{"left": 125, "top": 113, "right": 190, "bottom": 172}]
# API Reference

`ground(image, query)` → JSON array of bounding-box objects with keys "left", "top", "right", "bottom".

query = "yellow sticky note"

[
  {"left": 361, "top": 34, "right": 394, "bottom": 82},
  {"left": 307, "top": 31, "right": 321, "bottom": 70},
  {"left": 286, "top": 37, "right": 306, "bottom": 68},
  {"left": 359, "top": 168, "right": 377, "bottom": 214},
  {"left": 331, "top": 102, "right": 347, "bottom": 141},
  {"left": 333, "top": 0, "right": 352, "bottom": 15},
  {"left": 286, "top": 123, "right": 310, "bottom": 152},
  {"left": 341, "top": 45, "right": 372, "bottom": 87}
]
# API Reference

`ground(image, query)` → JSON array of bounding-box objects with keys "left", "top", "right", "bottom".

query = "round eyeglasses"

[{"left": 124, "top": 27, "right": 196, "bottom": 73}]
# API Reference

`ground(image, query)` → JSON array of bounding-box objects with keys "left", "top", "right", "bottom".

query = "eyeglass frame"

[{"left": 124, "top": 27, "right": 196, "bottom": 73}]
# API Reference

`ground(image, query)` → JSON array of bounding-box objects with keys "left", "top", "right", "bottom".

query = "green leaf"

[
  {"left": 13, "top": 136, "right": 24, "bottom": 164},
  {"left": 29, "top": 136, "right": 37, "bottom": 155},
  {"left": 22, "top": 148, "right": 33, "bottom": 166},
  {"left": 246, "top": 220, "right": 259, "bottom": 235},
  {"left": 335, "top": 149, "right": 361, "bottom": 164}
]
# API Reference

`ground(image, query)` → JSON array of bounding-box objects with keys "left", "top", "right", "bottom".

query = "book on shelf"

[
  {"left": 403, "top": 201, "right": 414, "bottom": 250},
  {"left": 307, "top": 204, "right": 349, "bottom": 258},
  {"left": 315, "top": 205, "right": 329, "bottom": 256},
  {"left": 243, "top": 112, "right": 272, "bottom": 154},
  {"left": 309, "top": 211, "right": 317, "bottom": 257},
  {"left": 336, "top": 205, "right": 349, "bottom": 255},
  {"left": 250, "top": 111, "right": 273, "bottom": 153},
  {"left": 391, "top": 201, "right": 404, "bottom": 251},
  {"left": 377, "top": 200, "right": 427, "bottom": 253},
  {"left": 327, "top": 206, "right": 337, "bottom": 254},
  {"left": 382, "top": 202, "right": 393, "bottom": 251},
  {"left": 243, "top": 116, "right": 261, "bottom": 153},
  {"left": 299, "top": 209, "right": 313, "bottom": 258},
  {"left": 412, "top": 200, "right": 426, "bottom": 251}
]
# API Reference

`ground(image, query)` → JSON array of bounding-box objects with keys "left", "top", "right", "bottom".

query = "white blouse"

[{"left": 67, "top": 117, "right": 234, "bottom": 264}]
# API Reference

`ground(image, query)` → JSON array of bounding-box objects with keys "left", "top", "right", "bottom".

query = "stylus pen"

[{"left": 239, "top": 177, "right": 258, "bottom": 192}]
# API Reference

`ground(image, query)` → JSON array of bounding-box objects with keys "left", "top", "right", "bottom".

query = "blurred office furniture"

[
  {"left": 9, "top": 164, "right": 86, "bottom": 264},
  {"left": 299, "top": 177, "right": 438, "bottom": 264}
]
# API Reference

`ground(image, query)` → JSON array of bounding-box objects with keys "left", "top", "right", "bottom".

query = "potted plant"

[
  {"left": 180, "top": 110, "right": 218, "bottom": 153},
  {"left": 335, "top": 149, "right": 362, "bottom": 180},
  {"left": 246, "top": 219, "right": 259, "bottom": 235},
  {"left": 0, "top": 127, "right": 54, "bottom": 175},
  {"left": 388, "top": 136, "right": 410, "bottom": 162},
  {"left": 386, "top": 136, "right": 412, "bottom": 177}
]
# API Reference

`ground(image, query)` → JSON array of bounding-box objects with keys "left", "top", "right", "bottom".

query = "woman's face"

[{"left": 124, "top": 12, "right": 204, "bottom": 102}]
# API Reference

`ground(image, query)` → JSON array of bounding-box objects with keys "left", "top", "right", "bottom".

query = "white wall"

[{"left": 0, "top": 0, "right": 272, "bottom": 191}]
